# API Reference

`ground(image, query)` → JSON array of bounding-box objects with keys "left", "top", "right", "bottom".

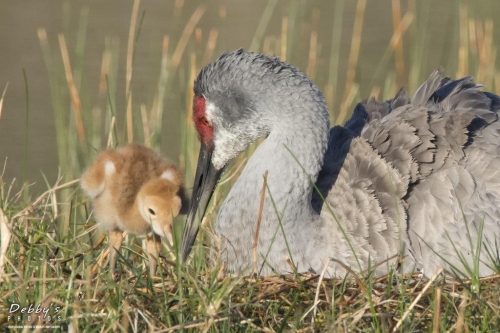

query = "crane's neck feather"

[
  {"left": 196, "top": 50, "right": 334, "bottom": 273},
  {"left": 214, "top": 75, "right": 331, "bottom": 274}
]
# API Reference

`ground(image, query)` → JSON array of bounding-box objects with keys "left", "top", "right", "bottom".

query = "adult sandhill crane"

[
  {"left": 181, "top": 49, "right": 500, "bottom": 277},
  {"left": 81, "top": 144, "right": 189, "bottom": 276}
]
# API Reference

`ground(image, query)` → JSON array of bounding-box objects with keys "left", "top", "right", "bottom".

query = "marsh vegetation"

[{"left": 1, "top": 0, "right": 500, "bottom": 331}]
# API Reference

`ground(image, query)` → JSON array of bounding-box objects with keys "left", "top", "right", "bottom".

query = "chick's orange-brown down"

[{"left": 81, "top": 144, "right": 188, "bottom": 276}]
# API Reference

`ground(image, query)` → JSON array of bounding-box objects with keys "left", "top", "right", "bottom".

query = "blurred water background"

[{"left": 1, "top": 0, "right": 500, "bottom": 195}]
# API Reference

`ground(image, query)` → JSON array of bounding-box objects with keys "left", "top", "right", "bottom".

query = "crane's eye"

[
  {"left": 199, "top": 116, "right": 210, "bottom": 127},
  {"left": 148, "top": 208, "right": 156, "bottom": 216}
]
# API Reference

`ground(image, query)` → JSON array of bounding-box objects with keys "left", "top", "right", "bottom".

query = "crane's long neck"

[
  {"left": 245, "top": 75, "right": 331, "bottom": 199},
  {"left": 263, "top": 105, "right": 330, "bottom": 208},
  {"left": 215, "top": 88, "right": 330, "bottom": 274}
]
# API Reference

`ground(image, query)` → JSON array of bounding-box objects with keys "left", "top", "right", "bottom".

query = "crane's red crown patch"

[{"left": 193, "top": 95, "right": 214, "bottom": 147}]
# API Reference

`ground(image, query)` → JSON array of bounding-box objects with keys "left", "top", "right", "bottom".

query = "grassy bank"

[{"left": 2, "top": 0, "right": 500, "bottom": 331}]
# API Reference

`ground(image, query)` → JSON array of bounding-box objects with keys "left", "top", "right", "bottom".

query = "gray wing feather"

[
  {"left": 411, "top": 68, "right": 444, "bottom": 107},
  {"left": 320, "top": 70, "right": 500, "bottom": 276}
]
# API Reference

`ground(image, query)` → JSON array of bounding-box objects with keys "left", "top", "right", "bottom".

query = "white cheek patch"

[
  {"left": 161, "top": 169, "right": 176, "bottom": 182},
  {"left": 204, "top": 99, "right": 227, "bottom": 169},
  {"left": 104, "top": 161, "right": 116, "bottom": 176},
  {"left": 212, "top": 150, "right": 227, "bottom": 171},
  {"left": 213, "top": 127, "right": 241, "bottom": 170},
  {"left": 205, "top": 100, "right": 216, "bottom": 123}
]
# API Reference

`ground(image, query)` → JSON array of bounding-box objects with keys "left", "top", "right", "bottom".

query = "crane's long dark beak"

[{"left": 181, "top": 142, "right": 224, "bottom": 261}]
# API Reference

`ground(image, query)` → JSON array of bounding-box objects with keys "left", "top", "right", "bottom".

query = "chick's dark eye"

[{"left": 148, "top": 208, "right": 156, "bottom": 216}]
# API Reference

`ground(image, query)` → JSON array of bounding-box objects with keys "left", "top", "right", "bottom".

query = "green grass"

[{"left": 2, "top": 0, "right": 500, "bottom": 331}]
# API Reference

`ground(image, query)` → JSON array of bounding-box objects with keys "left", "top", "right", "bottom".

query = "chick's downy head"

[{"left": 137, "top": 178, "right": 183, "bottom": 241}]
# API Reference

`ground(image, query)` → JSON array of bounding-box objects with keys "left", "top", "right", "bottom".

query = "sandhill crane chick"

[{"left": 81, "top": 144, "right": 188, "bottom": 277}]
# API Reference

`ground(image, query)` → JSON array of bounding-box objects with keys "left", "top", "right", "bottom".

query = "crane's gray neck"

[{"left": 207, "top": 51, "right": 331, "bottom": 273}]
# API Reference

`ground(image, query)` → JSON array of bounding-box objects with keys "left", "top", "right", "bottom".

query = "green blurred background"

[{"left": 1, "top": 0, "right": 500, "bottom": 195}]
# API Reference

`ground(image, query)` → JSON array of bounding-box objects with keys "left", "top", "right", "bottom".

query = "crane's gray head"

[
  {"left": 192, "top": 49, "right": 284, "bottom": 169},
  {"left": 181, "top": 49, "right": 318, "bottom": 261}
]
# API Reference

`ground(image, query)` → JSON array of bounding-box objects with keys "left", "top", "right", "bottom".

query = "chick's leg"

[
  {"left": 145, "top": 233, "right": 161, "bottom": 276},
  {"left": 108, "top": 229, "right": 123, "bottom": 277}
]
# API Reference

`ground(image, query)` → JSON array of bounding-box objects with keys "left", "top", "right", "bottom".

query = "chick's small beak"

[{"left": 181, "top": 142, "right": 223, "bottom": 261}]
